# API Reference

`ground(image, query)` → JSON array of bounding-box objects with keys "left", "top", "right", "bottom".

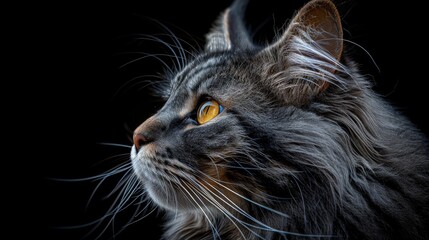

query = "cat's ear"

[
  {"left": 205, "top": 0, "right": 253, "bottom": 52},
  {"left": 259, "top": 0, "right": 344, "bottom": 105}
]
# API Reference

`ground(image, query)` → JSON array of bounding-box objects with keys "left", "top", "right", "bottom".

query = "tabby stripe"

[{"left": 173, "top": 54, "right": 224, "bottom": 90}]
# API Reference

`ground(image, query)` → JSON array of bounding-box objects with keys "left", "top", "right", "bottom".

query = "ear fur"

[
  {"left": 259, "top": 0, "right": 345, "bottom": 105},
  {"left": 277, "top": 0, "right": 343, "bottom": 62},
  {"left": 205, "top": 0, "right": 253, "bottom": 51}
]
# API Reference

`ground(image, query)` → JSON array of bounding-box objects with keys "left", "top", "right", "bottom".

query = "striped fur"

[{"left": 129, "top": 0, "right": 429, "bottom": 239}]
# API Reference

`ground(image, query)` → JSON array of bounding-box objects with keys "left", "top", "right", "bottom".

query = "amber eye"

[{"left": 197, "top": 100, "right": 223, "bottom": 125}]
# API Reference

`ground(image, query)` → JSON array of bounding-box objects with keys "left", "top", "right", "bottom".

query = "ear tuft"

[
  {"left": 290, "top": 0, "right": 343, "bottom": 60},
  {"left": 205, "top": 8, "right": 233, "bottom": 52},
  {"left": 205, "top": 0, "right": 253, "bottom": 52},
  {"left": 258, "top": 0, "right": 346, "bottom": 106}
]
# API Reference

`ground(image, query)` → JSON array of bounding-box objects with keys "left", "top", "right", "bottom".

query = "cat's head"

[{"left": 131, "top": 0, "right": 350, "bottom": 212}]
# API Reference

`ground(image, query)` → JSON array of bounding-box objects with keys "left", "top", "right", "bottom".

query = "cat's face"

[
  {"left": 131, "top": 52, "right": 266, "bottom": 211},
  {"left": 131, "top": 0, "right": 344, "bottom": 212}
]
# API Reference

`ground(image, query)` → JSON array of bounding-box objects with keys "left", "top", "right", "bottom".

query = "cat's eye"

[{"left": 197, "top": 99, "right": 223, "bottom": 125}]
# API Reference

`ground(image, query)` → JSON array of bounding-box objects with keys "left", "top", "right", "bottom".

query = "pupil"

[{"left": 204, "top": 105, "right": 211, "bottom": 115}]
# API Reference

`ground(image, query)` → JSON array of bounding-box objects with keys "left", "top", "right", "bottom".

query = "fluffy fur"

[{"left": 127, "top": 0, "right": 429, "bottom": 239}]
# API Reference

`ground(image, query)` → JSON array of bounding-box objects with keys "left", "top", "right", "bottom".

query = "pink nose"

[
  {"left": 133, "top": 132, "right": 153, "bottom": 151},
  {"left": 133, "top": 116, "right": 160, "bottom": 151}
]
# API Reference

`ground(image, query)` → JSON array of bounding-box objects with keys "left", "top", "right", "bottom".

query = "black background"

[{"left": 37, "top": 0, "right": 428, "bottom": 239}]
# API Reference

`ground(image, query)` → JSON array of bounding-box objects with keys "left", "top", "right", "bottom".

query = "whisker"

[
  {"left": 207, "top": 156, "right": 221, "bottom": 180},
  {"left": 182, "top": 180, "right": 242, "bottom": 239},
  {"left": 93, "top": 175, "right": 142, "bottom": 239},
  {"left": 150, "top": 19, "right": 188, "bottom": 69},
  {"left": 202, "top": 175, "right": 290, "bottom": 218},
  {"left": 200, "top": 176, "right": 332, "bottom": 238},
  {"left": 85, "top": 166, "right": 133, "bottom": 210},
  {"left": 176, "top": 179, "right": 222, "bottom": 239},
  {"left": 152, "top": 33, "right": 200, "bottom": 59},
  {"left": 112, "top": 74, "right": 165, "bottom": 96},
  {"left": 195, "top": 179, "right": 298, "bottom": 238},
  {"left": 342, "top": 38, "right": 380, "bottom": 72},
  {"left": 186, "top": 178, "right": 264, "bottom": 240},
  {"left": 49, "top": 161, "right": 131, "bottom": 182},
  {"left": 77, "top": 172, "right": 138, "bottom": 239},
  {"left": 116, "top": 194, "right": 156, "bottom": 236},
  {"left": 137, "top": 34, "right": 198, "bottom": 59},
  {"left": 96, "top": 142, "right": 132, "bottom": 149},
  {"left": 134, "top": 35, "right": 183, "bottom": 70},
  {"left": 119, "top": 53, "right": 176, "bottom": 73}
]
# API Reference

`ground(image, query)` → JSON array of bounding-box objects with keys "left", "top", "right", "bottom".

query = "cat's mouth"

[
  {"left": 131, "top": 145, "right": 170, "bottom": 184},
  {"left": 131, "top": 145, "right": 242, "bottom": 214}
]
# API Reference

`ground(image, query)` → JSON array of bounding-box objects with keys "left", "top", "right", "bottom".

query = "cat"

[{"left": 128, "top": 0, "right": 429, "bottom": 239}]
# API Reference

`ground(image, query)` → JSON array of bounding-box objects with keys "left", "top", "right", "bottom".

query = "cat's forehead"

[
  {"left": 161, "top": 52, "right": 252, "bottom": 113},
  {"left": 172, "top": 54, "right": 227, "bottom": 91},
  {"left": 170, "top": 52, "right": 250, "bottom": 97}
]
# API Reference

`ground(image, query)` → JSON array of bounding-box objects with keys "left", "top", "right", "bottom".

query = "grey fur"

[{"left": 130, "top": 0, "right": 429, "bottom": 239}]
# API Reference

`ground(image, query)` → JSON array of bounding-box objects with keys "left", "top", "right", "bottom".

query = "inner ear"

[{"left": 290, "top": 0, "right": 343, "bottom": 60}]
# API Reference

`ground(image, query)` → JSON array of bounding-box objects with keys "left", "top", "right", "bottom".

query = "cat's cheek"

[{"left": 184, "top": 123, "right": 237, "bottom": 153}]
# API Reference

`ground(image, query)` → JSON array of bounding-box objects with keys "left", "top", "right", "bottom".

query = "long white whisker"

[
  {"left": 201, "top": 172, "right": 290, "bottom": 219},
  {"left": 166, "top": 177, "right": 180, "bottom": 221},
  {"left": 50, "top": 162, "right": 130, "bottom": 182},
  {"left": 342, "top": 38, "right": 380, "bottom": 72},
  {"left": 208, "top": 156, "right": 221, "bottom": 179},
  {"left": 112, "top": 74, "right": 165, "bottom": 96},
  {"left": 104, "top": 168, "right": 135, "bottom": 198},
  {"left": 77, "top": 170, "right": 138, "bottom": 240},
  {"left": 119, "top": 53, "right": 176, "bottom": 74},
  {"left": 197, "top": 178, "right": 281, "bottom": 233},
  {"left": 107, "top": 176, "right": 140, "bottom": 225},
  {"left": 134, "top": 35, "right": 184, "bottom": 70},
  {"left": 176, "top": 179, "right": 221, "bottom": 239},
  {"left": 151, "top": 20, "right": 188, "bottom": 70},
  {"left": 117, "top": 194, "right": 157, "bottom": 235},
  {"left": 200, "top": 176, "right": 331, "bottom": 238},
  {"left": 153, "top": 33, "right": 200, "bottom": 59},
  {"left": 186, "top": 178, "right": 264, "bottom": 240},
  {"left": 139, "top": 15, "right": 202, "bottom": 58},
  {"left": 96, "top": 142, "right": 132, "bottom": 149},
  {"left": 182, "top": 180, "right": 244, "bottom": 239}
]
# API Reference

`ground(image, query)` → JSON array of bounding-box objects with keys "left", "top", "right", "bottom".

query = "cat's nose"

[
  {"left": 133, "top": 116, "right": 160, "bottom": 151},
  {"left": 133, "top": 132, "right": 153, "bottom": 151}
]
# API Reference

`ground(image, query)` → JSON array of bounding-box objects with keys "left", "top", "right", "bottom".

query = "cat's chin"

[{"left": 144, "top": 181, "right": 198, "bottom": 211}]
